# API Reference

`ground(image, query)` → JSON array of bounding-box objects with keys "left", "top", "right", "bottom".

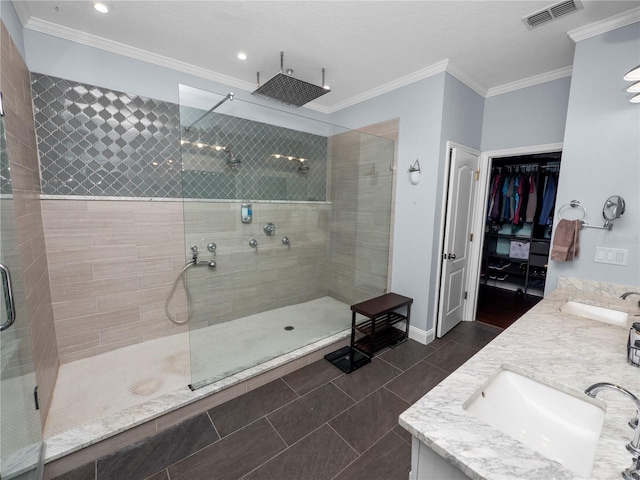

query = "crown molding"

[
  {"left": 486, "top": 66, "right": 573, "bottom": 97},
  {"left": 326, "top": 60, "right": 450, "bottom": 113},
  {"left": 22, "top": 17, "right": 334, "bottom": 113},
  {"left": 445, "top": 60, "right": 489, "bottom": 97},
  {"left": 568, "top": 7, "right": 640, "bottom": 42},
  {"left": 23, "top": 18, "right": 255, "bottom": 92}
]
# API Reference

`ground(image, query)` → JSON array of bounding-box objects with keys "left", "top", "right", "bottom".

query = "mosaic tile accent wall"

[
  {"left": 31, "top": 73, "right": 182, "bottom": 197},
  {"left": 180, "top": 108, "right": 327, "bottom": 201},
  {"left": 31, "top": 73, "right": 327, "bottom": 201}
]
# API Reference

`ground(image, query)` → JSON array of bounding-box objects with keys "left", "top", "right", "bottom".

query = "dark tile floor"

[
  {"left": 54, "top": 321, "right": 504, "bottom": 480},
  {"left": 476, "top": 284, "right": 541, "bottom": 329}
]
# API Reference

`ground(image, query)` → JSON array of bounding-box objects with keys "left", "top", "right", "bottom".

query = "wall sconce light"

[
  {"left": 408, "top": 159, "right": 421, "bottom": 185},
  {"left": 624, "top": 65, "right": 640, "bottom": 103}
]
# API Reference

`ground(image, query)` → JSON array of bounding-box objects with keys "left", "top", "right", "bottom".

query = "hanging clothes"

[
  {"left": 488, "top": 173, "right": 502, "bottom": 220},
  {"left": 525, "top": 175, "right": 537, "bottom": 223},
  {"left": 538, "top": 173, "right": 557, "bottom": 225}
]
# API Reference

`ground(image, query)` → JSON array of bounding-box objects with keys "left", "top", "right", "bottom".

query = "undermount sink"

[
  {"left": 463, "top": 365, "right": 606, "bottom": 478},
  {"left": 560, "top": 300, "right": 629, "bottom": 326}
]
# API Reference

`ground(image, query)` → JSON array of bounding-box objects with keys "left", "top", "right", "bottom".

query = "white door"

[{"left": 437, "top": 146, "right": 479, "bottom": 337}]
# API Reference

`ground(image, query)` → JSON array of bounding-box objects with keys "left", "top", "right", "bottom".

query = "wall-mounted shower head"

[
  {"left": 297, "top": 161, "right": 310, "bottom": 174},
  {"left": 224, "top": 147, "right": 241, "bottom": 169}
]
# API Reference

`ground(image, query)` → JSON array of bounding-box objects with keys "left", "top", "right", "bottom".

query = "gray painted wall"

[
  {"left": 0, "top": 1, "right": 25, "bottom": 58},
  {"left": 330, "top": 73, "right": 486, "bottom": 335},
  {"left": 546, "top": 22, "right": 640, "bottom": 290},
  {"left": 481, "top": 77, "right": 571, "bottom": 152}
]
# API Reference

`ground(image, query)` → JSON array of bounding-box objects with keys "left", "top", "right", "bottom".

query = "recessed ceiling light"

[
  {"left": 237, "top": 52, "right": 247, "bottom": 60},
  {"left": 94, "top": 3, "right": 109, "bottom": 14}
]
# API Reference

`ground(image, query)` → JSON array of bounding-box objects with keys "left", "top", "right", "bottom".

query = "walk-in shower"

[
  {"left": 25, "top": 77, "right": 396, "bottom": 464},
  {"left": 177, "top": 84, "right": 396, "bottom": 389}
]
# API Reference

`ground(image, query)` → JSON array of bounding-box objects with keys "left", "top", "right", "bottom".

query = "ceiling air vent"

[{"left": 522, "top": 0, "right": 583, "bottom": 30}]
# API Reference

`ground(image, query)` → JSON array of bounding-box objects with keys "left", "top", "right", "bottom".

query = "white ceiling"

[{"left": 12, "top": 1, "right": 640, "bottom": 112}]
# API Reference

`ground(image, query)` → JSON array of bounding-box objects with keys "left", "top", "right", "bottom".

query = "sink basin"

[
  {"left": 560, "top": 300, "right": 628, "bottom": 326},
  {"left": 463, "top": 365, "right": 605, "bottom": 478}
]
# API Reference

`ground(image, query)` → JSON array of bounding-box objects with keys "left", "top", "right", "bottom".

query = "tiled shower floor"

[
  {"left": 44, "top": 297, "right": 351, "bottom": 442},
  {"left": 53, "top": 321, "right": 504, "bottom": 480}
]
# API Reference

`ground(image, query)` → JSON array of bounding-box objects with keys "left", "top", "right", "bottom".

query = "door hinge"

[
  {"left": 34, "top": 385, "right": 40, "bottom": 410},
  {"left": 475, "top": 168, "right": 480, "bottom": 181},
  {"left": 464, "top": 291, "right": 468, "bottom": 300},
  {"left": 469, "top": 233, "right": 474, "bottom": 242}
]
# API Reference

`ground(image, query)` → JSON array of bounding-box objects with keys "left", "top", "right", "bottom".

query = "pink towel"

[{"left": 551, "top": 219, "right": 581, "bottom": 261}]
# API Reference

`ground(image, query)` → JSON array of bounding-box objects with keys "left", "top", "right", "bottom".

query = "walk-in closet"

[{"left": 477, "top": 151, "right": 561, "bottom": 328}]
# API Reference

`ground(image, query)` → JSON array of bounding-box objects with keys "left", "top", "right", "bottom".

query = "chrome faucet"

[
  {"left": 621, "top": 292, "right": 640, "bottom": 300},
  {"left": 585, "top": 382, "right": 640, "bottom": 480}
]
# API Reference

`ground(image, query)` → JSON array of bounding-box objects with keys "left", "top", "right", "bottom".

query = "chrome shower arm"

[{"left": 184, "top": 92, "right": 234, "bottom": 132}]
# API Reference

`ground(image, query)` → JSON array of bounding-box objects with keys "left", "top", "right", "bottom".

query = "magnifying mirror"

[{"left": 602, "top": 195, "right": 625, "bottom": 226}]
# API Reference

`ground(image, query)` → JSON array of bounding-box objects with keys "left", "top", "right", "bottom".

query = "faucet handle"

[{"left": 622, "top": 457, "right": 640, "bottom": 480}]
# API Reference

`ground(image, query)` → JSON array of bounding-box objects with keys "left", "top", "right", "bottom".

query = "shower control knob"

[
  {"left": 249, "top": 239, "right": 258, "bottom": 249},
  {"left": 263, "top": 222, "right": 276, "bottom": 236},
  {"left": 207, "top": 242, "right": 217, "bottom": 253}
]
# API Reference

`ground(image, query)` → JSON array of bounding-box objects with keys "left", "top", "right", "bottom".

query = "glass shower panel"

[
  {"left": 0, "top": 103, "right": 45, "bottom": 479},
  {"left": 178, "top": 85, "right": 395, "bottom": 389}
]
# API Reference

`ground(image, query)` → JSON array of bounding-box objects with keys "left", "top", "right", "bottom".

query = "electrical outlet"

[{"left": 594, "top": 246, "right": 628, "bottom": 266}]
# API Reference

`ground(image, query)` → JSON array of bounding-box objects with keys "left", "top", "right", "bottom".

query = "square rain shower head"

[{"left": 252, "top": 72, "right": 330, "bottom": 107}]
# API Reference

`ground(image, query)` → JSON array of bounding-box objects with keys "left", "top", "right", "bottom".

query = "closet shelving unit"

[{"left": 481, "top": 155, "right": 560, "bottom": 297}]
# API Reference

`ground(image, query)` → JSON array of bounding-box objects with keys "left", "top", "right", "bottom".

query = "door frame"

[
  {"left": 434, "top": 142, "right": 481, "bottom": 334},
  {"left": 466, "top": 142, "right": 564, "bottom": 323}
]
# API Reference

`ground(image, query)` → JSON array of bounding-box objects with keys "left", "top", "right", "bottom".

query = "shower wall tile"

[
  {"left": 31, "top": 73, "right": 328, "bottom": 202},
  {"left": 43, "top": 198, "right": 331, "bottom": 362},
  {"left": 328, "top": 122, "right": 397, "bottom": 305},
  {"left": 1, "top": 21, "right": 59, "bottom": 422}
]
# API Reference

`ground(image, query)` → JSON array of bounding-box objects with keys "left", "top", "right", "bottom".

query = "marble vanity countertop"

[{"left": 399, "top": 279, "right": 640, "bottom": 480}]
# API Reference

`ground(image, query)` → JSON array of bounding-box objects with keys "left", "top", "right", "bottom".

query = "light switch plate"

[{"left": 594, "top": 246, "right": 628, "bottom": 266}]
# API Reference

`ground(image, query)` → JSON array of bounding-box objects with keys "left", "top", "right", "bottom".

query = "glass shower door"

[{"left": 0, "top": 96, "right": 45, "bottom": 479}]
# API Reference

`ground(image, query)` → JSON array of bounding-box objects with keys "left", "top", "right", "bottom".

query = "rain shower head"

[{"left": 252, "top": 52, "right": 330, "bottom": 107}]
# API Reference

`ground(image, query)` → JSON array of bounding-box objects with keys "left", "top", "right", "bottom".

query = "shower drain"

[
  {"left": 129, "top": 377, "right": 164, "bottom": 397},
  {"left": 284, "top": 326, "right": 294, "bottom": 331}
]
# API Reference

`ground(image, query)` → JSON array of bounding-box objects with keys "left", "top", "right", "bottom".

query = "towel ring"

[{"left": 558, "top": 200, "right": 587, "bottom": 221}]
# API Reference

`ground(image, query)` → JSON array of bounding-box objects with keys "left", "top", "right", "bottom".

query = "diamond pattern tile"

[{"left": 30, "top": 74, "right": 328, "bottom": 201}]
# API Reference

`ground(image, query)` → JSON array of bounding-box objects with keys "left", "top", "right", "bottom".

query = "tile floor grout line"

[
  {"left": 390, "top": 428, "right": 412, "bottom": 446},
  {"left": 205, "top": 410, "right": 221, "bottom": 440},
  {"left": 237, "top": 417, "right": 290, "bottom": 480},
  {"left": 329, "top": 379, "right": 360, "bottom": 403},
  {"left": 381, "top": 385, "right": 412, "bottom": 406},
  {"left": 326, "top": 422, "right": 361, "bottom": 456},
  {"left": 265, "top": 415, "right": 290, "bottom": 448},
  {"left": 327, "top": 425, "right": 399, "bottom": 480}
]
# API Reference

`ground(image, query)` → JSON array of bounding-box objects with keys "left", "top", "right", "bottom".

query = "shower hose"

[{"left": 165, "top": 258, "right": 216, "bottom": 325}]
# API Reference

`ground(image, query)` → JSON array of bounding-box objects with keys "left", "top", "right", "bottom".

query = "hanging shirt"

[
  {"left": 539, "top": 174, "right": 557, "bottom": 225},
  {"left": 526, "top": 175, "right": 537, "bottom": 223}
]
